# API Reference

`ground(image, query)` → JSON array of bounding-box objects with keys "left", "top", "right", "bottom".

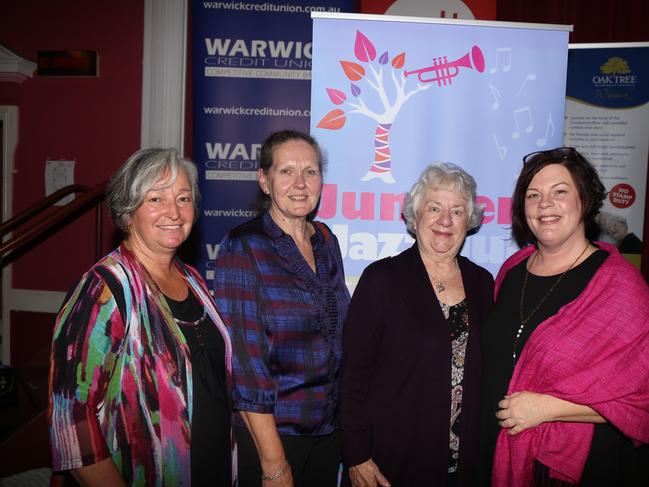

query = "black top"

[
  {"left": 165, "top": 290, "right": 231, "bottom": 487},
  {"left": 477, "top": 248, "right": 649, "bottom": 485}
]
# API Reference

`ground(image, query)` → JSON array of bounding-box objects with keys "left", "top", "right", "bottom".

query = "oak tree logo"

[{"left": 600, "top": 57, "right": 631, "bottom": 75}]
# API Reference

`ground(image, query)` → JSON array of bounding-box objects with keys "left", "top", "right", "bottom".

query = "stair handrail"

[
  {"left": 0, "top": 182, "right": 108, "bottom": 263},
  {"left": 0, "top": 184, "right": 91, "bottom": 238}
]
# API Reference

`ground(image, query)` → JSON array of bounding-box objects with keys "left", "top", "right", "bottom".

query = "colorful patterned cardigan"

[{"left": 48, "top": 243, "right": 234, "bottom": 485}]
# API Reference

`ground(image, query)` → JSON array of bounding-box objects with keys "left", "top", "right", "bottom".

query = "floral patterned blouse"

[{"left": 440, "top": 299, "right": 469, "bottom": 475}]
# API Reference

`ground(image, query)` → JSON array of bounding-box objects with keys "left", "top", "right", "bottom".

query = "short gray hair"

[
  {"left": 607, "top": 214, "right": 628, "bottom": 229},
  {"left": 402, "top": 162, "right": 483, "bottom": 236},
  {"left": 106, "top": 148, "right": 200, "bottom": 233}
]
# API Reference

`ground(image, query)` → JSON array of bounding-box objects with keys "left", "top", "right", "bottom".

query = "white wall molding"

[
  {"left": 8, "top": 289, "right": 66, "bottom": 314},
  {"left": 0, "top": 44, "right": 36, "bottom": 83},
  {"left": 141, "top": 0, "right": 188, "bottom": 152},
  {"left": 1, "top": 105, "right": 18, "bottom": 364}
]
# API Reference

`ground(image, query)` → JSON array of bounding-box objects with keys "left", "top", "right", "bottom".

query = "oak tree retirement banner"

[
  {"left": 310, "top": 13, "right": 571, "bottom": 284},
  {"left": 564, "top": 43, "right": 649, "bottom": 269}
]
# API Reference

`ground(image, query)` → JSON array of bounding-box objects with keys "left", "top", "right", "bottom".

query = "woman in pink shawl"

[{"left": 476, "top": 147, "right": 649, "bottom": 486}]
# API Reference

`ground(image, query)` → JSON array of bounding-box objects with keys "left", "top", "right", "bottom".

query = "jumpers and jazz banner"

[
  {"left": 310, "top": 13, "right": 571, "bottom": 283},
  {"left": 191, "top": 0, "right": 353, "bottom": 283},
  {"left": 564, "top": 43, "right": 649, "bottom": 270}
]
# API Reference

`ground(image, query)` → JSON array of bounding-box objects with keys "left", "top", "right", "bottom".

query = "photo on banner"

[
  {"left": 310, "top": 13, "right": 570, "bottom": 284},
  {"left": 564, "top": 43, "right": 649, "bottom": 270},
  {"left": 191, "top": 0, "right": 354, "bottom": 283}
]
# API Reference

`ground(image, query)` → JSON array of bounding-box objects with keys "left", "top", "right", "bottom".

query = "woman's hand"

[
  {"left": 496, "top": 391, "right": 606, "bottom": 435},
  {"left": 349, "top": 459, "right": 391, "bottom": 487},
  {"left": 496, "top": 391, "right": 550, "bottom": 435}
]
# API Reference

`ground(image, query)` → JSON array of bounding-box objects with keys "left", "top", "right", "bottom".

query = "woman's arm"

[
  {"left": 340, "top": 264, "right": 390, "bottom": 479},
  {"left": 213, "top": 235, "right": 278, "bottom": 410},
  {"left": 496, "top": 391, "right": 606, "bottom": 435},
  {"left": 49, "top": 270, "right": 126, "bottom": 475},
  {"left": 214, "top": 236, "right": 292, "bottom": 484},
  {"left": 240, "top": 411, "right": 294, "bottom": 487},
  {"left": 71, "top": 457, "right": 127, "bottom": 487}
]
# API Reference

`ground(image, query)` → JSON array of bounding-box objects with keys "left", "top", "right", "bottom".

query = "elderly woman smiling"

[{"left": 340, "top": 162, "right": 494, "bottom": 487}]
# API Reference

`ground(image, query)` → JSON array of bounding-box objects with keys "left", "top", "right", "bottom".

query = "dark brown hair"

[{"left": 511, "top": 147, "right": 606, "bottom": 247}]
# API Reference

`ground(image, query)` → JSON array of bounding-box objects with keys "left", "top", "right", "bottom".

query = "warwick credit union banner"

[
  {"left": 310, "top": 13, "right": 571, "bottom": 283},
  {"left": 192, "top": 0, "right": 353, "bottom": 283}
]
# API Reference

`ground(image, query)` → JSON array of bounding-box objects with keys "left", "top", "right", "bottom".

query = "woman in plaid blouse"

[{"left": 214, "top": 130, "right": 350, "bottom": 487}]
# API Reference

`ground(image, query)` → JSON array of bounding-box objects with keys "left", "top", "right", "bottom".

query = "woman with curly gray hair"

[{"left": 340, "top": 162, "right": 494, "bottom": 486}]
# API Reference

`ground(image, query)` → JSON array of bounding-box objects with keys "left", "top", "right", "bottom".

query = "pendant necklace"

[
  {"left": 428, "top": 259, "right": 459, "bottom": 293},
  {"left": 514, "top": 241, "right": 590, "bottom": 362}
]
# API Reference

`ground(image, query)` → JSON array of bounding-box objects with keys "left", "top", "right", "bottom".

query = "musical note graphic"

[
  {"left": 512, "top": 107, "right": 533, "bottom": 139},
  {"left": 489, "top": 83, "right": 502, "bottom": 110},
  {"left": 516, "top": 73, "right": 537, "bottom": 96},
  {"left": 489, "top": 48, "right": 511, "bottom": 74},
  {"left": 493, "top": 133, "right": 507, "bottom": 160},
  {"left": 536, "top": 113, "right": 555, "bottom": 147}
]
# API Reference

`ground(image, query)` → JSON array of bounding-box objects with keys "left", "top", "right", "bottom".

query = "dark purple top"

[{"left": 340, "top": 244, "right": 494, "bottom": 486}]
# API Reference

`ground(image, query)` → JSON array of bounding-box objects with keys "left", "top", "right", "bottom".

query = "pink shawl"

[{"left": 492, "top": 242, "right": 649, "bottom": 486}]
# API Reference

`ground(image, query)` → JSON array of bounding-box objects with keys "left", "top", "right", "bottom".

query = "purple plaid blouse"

[{"left": 213, "top": 212, "right": 350, "bottom": 436}]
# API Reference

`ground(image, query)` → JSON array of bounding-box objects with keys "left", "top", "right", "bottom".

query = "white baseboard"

[{"left": 8, "top": 289, "right": 66, "bottom": 314}]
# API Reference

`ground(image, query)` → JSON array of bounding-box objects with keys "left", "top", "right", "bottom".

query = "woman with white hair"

[
  {"left": 340, "top": 163, "right": 494, "bottom": 486},
  {"left": 49, "top": 148, "right": 235, "bottom": 486}
]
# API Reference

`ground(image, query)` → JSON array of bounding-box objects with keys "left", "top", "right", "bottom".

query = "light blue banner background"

[{"left": 311, "top": 15, "right": 569, "bottom": 280}]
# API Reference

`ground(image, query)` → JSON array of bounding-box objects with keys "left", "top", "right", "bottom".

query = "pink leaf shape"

[
  {"left": 378, "top": 51, "right": 389, "bottom": 65},
  {"left": 326, "top": 88, "right": 347, "bottom": 105},
  {"left": 316, "top": 109, "right": 346, "bottom": 130},
  {"left": 351, "top": 84, "right": 361, "bottom": 97},
  {"left": 391, "top": 52, "right": 406, "bottom": 69},
  {"left": 340, "top": 60, "right": 365, "bottom": 81},
  {"left": 354, "top": 31, "right": 376, "bottom": 62}
]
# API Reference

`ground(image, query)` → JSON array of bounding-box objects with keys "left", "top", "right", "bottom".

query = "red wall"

[{"left": 0, "top": 0, "right": 144, "bottom": 292}]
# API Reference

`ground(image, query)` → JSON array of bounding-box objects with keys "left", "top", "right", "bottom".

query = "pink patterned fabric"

[{"left": 492, "top": 242, "right": 649, "bottom": 486}]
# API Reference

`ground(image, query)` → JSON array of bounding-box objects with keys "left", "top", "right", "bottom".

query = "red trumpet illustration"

[{"left": 404, "top": 45, "right": 485, "bottom": 85}]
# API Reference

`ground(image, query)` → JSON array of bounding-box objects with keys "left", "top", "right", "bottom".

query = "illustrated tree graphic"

[
  {"left": 316, "top": 30, "right": 484, "bottom": 183},
  {"left": 601, "top": 57, "right": 631, "bottom": 75},
  {"left": 316, "top": 30, "right": 432, "bottom": 184}
]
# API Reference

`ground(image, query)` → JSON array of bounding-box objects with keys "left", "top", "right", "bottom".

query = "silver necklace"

[
  {"left": 428, "top": 260, "right": 459, "bottom": 293},
  {"left": 174, "top": 309, "right": 206, "bottom": 327},
  {"left": 514, "top": 242, "right": 590, "bottom": 362}
]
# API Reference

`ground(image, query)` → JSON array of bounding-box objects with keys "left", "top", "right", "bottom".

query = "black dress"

[
  {"left": 477, "top": 249, "right": 649, "bottom": 486},
  {"left": 165, "top": 290, "right": 231, "bottom": 487}
]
